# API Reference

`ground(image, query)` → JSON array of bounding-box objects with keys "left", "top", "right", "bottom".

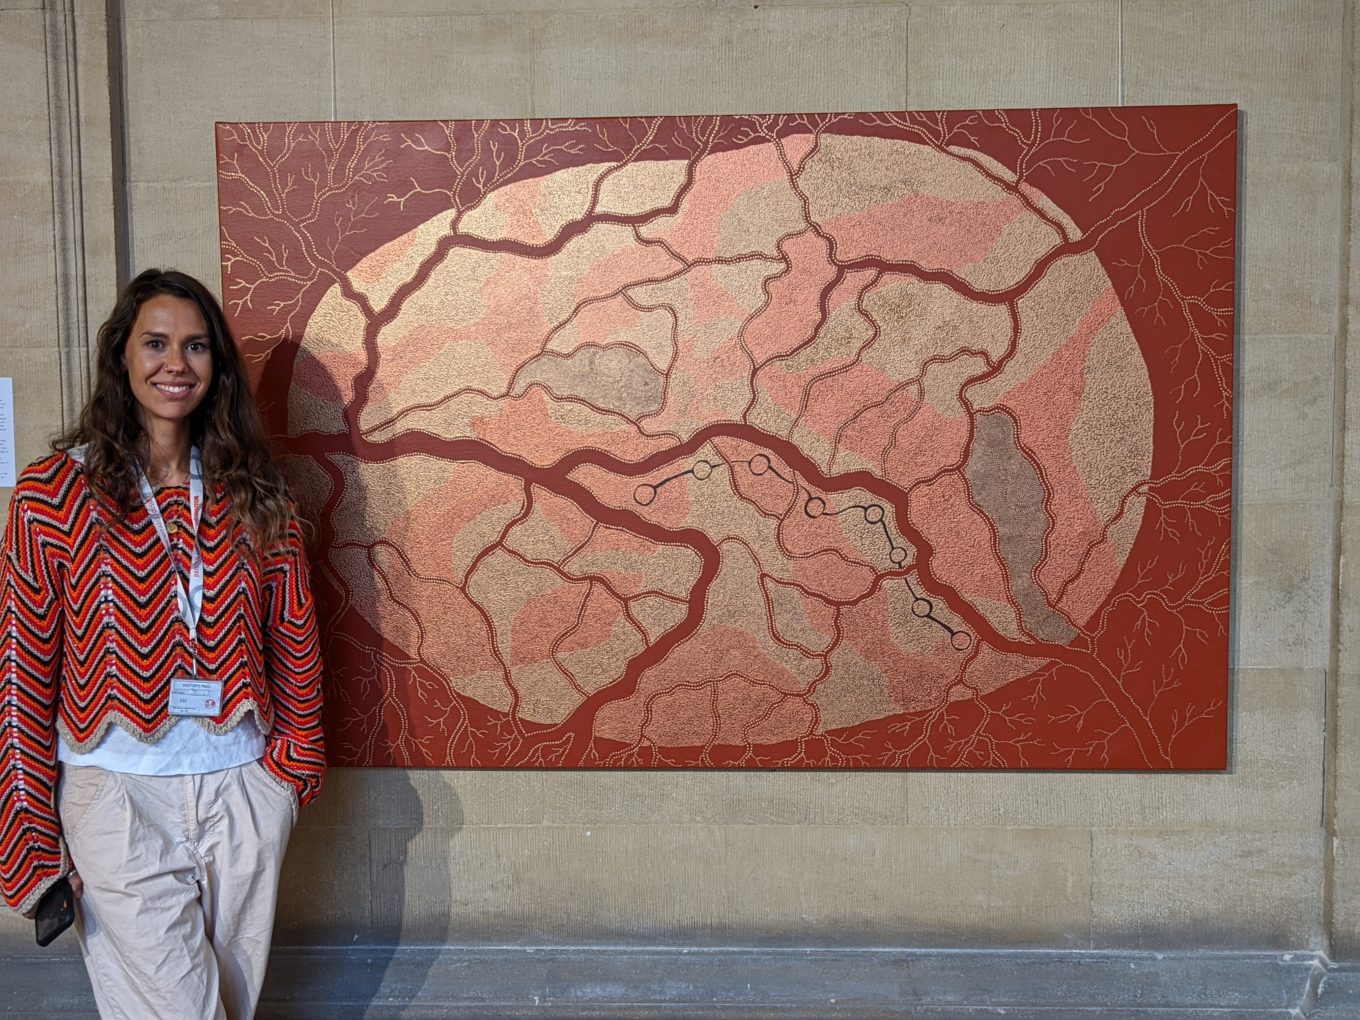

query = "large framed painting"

[{"left": 216, "top": 106, "right": 1236, "bottom": 769}]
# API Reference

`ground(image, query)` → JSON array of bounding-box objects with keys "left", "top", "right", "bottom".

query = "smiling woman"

[
  {"left": 0, "top": 269, "right": 326, "bottom": 1020},
  {"left": 122, "top": 294, "right": 214, "bottom": 463}
]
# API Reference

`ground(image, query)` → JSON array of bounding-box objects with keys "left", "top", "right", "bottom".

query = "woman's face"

[{"left": 122, "top": 294, "right": 214, "bottom": 435}]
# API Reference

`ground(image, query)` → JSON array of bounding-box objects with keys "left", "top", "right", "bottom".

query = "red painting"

[{"left": 216, "top": 107, "right": 1235, "bottom": 769}]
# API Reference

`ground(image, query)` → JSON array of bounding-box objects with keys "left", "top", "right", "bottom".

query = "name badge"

[{"left": 169, "top": 677, "right": 224, "bottom": 717}]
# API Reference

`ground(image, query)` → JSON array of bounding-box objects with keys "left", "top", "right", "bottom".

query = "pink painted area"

[
  {"left": 392, "top": 463, "right": 526, "bottom": 579},
  {"left": 796, "top": 361, "right": 903, "bottom": 442},
  {"left": 553, "top": 296, "right": 649, "bottom": 356},
  {"left": 1055, "top": 537, "right": 1121, "bottom": 625},
  {"left": 471, "top": 387, "right": 673, "bottom": 467},
  {"left": 909, "top": 473, "right": 1013, "bottom": 609},
  {"left": 839, "top": 588, "right": 957, "bottom": 711},
  {"left": 573, "top": 230, "right": 686, "bottom": 306},
  {"left": 783, "top": 544, "right": 880, "bottom": 604},
  {"left": 882, "top": 399, "right": 972, "bottom": 487},
  {"left": 833, "top": 382, "right": 924, "bottom": 472},
  {"left": 599, "top": 621, "right": 812, "bottom": 745},
  {"left": 350, "top": 231, "right": 419, "bottom": 286},
  {"left": 741, "top": 231, "right": 840, "bottom": 365},
  {"left": 520, "top": 486, "right": 598, "bottom": 555},
  {"left": 993, "top": 288, "right": 1123, "bottom": 612},
  {"left": 477, "top": 257, "right": 557, "bottom": 378},
  {"left": 684, "top": 261, "right": 775, "bottom": 331},
  {"left": 638, "top": 684, "right": 715, "bottom": 747},
  {"left": 823, "top": 191, "right": 1030, "bottom": 270},
  {"left": 508, "top": 581, "right": 592, "bottom": 668},
  {"left": 361, "top": 462, "right": 526, "bottom": 682},
  {"left": 482, "top": 174, "right": 550, "bottom": 245},
  {"left": 647, "top": 142, "right": 792, "bottom": 260},
  {"left": 959, "top": 645, "right": 1045, "bottom": 699},
  {"left": 744, "top": 695, "right": 816, "bottom": 745},
  {"left": 295, "top": 349, "right": 365, "bottom": 406},
  {"left": 418, "top": 586, "right": 501, "bottom": 681},
  {"left": 556, "top": 584, "right": 630, "bottom": 657},
  {"left": 567, "top": 525, "right": 690, "bottom": 599}
]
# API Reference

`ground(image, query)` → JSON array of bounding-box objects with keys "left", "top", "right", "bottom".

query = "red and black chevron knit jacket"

[{"left": 1, "top": 451, "right": 325, "bottom": 914}]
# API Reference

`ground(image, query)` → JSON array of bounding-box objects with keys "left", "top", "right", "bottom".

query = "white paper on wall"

[{"left": 0, "top": 378, "right": 15, "bottom": 487}]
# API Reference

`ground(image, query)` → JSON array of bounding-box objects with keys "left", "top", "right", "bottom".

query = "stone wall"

[{"left": 0, "top": 0, "right": 1355, "bottom": 958}]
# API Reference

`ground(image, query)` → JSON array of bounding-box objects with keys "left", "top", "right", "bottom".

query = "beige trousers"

[{"left": 58, "top": 762, "right": 296, "bottom": 1020}]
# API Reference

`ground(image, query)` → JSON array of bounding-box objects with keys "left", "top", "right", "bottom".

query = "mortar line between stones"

[
  {"left": 1117, "top": 0, "right": 1124, "bottom": 105},
  {"left": 1321, "top": 0, "right": 1358, "bottom": 961},
  {"left": 329, "top": 0, "right": 337, "bottom": 121}
]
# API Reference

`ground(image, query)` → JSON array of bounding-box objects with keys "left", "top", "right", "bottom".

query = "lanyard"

[{"left": 135, "top": 447, "right": 205, "bottom": 675}]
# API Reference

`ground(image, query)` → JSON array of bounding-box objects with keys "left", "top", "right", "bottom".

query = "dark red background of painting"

[{"left": 217, "top": 106, "right": 1236, "bottom": 770}]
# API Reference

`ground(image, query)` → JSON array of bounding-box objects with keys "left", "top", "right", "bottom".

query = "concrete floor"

[{"left": 4, "top": 945, "right": 1360, "bottom": 1018}]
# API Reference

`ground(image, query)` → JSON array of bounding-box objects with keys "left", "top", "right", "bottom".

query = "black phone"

[{"left": 34, "top": 876, "right": 75, "bottom": 947}]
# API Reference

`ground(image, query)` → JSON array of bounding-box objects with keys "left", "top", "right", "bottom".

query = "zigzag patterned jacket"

[{"left": 1, "top": 451, "right": 325, "bottom": 914}]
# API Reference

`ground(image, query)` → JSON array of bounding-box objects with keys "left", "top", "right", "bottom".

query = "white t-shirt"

[{"left": 58, "top": 716, "right": 266, "bottom": 775}]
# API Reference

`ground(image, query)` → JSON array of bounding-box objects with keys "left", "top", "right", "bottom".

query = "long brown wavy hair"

[{"left": 55, "top": 268, "right": 296, "bottom": 553}]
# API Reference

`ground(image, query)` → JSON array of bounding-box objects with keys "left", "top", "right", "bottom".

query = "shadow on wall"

[
  {"left": 258, "top": 343, "right": 461, "bottom": 1015},
  {"left": 262, "top": 767, "right": 462, "bottom": 1019}
]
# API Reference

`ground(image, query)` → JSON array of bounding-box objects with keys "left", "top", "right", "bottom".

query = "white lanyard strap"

[{"left": 135, "top": 448, "right": 205, "bottom": 670}]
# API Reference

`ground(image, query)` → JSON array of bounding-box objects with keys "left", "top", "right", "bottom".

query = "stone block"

[
  {"left": 905, "top": 2, "right": 1119, "bottom": 110},
  {"left": 0, "top": 12, "right": 51, "bottom": 180},
  {"left": 370, "top": 825, "right": 463, "bottom": 942},
  {"left": 313, "top": 766, "right": 911, "bottom": 829},
  {"left": 2, "top": 347, "right": 64, "bottom": 471},
  {"left": 909, "top": 667, "right": 1323, "bottom": 830},
  {"left": 1352, "top": 45, "right": 1360, "bottom": 370},
  {"left": 536, "top": 769, "right": 910, "bottom": 826},
  {"left": 1334, "top": 671, "right": 1360, "bottom": 836},
  {"left": 338, "top": 0, "right": 714, "bottom": 11},
  {"left": 334, "top": 15, "right": 532, "bottom": 121},
  {"left": 1342, "top": 526, "right": 1359, "bottom": 680},
  {"left": 1333, "top": 832, "right": 1360, "bottom": 959},
  {"left": 1237, "top": 334, "right": 1336, "bottom": 503},
  {"left": 372, "top": 823, "right": 1090, "bottom": 945},
  {"left": 75, "top": 13, "right": 116, "bottom": 184},
  {"left": 126, "top": 181, "right": 223, "bottom": 290},
  {"left": 273, "top": 822, "right": 374, "bottom": 945},
  {"left": 124, "top": 0, "right": 328, "bottom": 18},
  {"left": 1124, "top": 0, "right": 1347, "bottom": 163},
  {"left": 0, "top": 180, "right": 58, "bottom": 351},
  {"left": 304, "top": 767, "right": 472, "bottom": 829},
  {"left": 1238, "top": 160, "right": 1344, "bottom": 339},
  {"left": 77, "top": 175, "right": 121, "bottom": 339},
  {"left": 123, "top": 15, "right": 331, "bottom": 184},
  {"left": 533, "top": 7, "right": 908, "bottom": 118},
  {"left": 1231, "top": 497, "right": 1332, "bottom": 671},
  {"left": 1091, "top": 828, "right": 1324, "bottom": 949}
]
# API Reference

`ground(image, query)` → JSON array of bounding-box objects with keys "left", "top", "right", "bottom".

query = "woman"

[{"left": 0, "top": 269, "right": 325, "bottom": 1019}]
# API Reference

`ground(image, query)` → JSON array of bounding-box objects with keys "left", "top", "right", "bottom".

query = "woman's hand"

[{"left": 20, "top": 870, "right": 82, "bottom": 920}]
